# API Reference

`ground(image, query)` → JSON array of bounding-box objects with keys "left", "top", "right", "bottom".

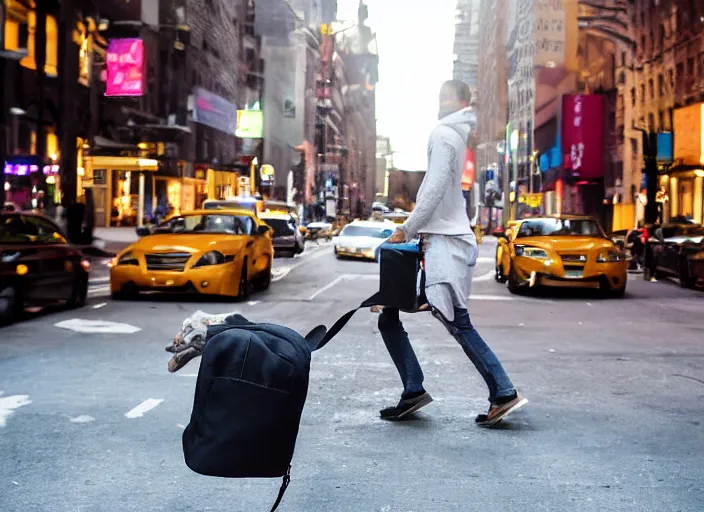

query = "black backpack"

[{"left": 181, "top": 242, "right": 424, "bottom": 510}]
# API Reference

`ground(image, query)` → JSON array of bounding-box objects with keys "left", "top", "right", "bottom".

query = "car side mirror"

[
  {"left": 136, "top": 226, "right": 151, "bottom": 237},
  {"left": 256, "top": 224, "right": 271, "bottom": 236}
]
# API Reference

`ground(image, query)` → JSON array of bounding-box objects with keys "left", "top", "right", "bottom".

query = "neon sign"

[{"left": 105, "top": 39, "right": 145, "bottom": 97}]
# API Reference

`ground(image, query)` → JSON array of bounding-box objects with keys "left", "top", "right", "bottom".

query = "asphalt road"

[{"left": 1, "top": 239, "right": 703, "bottom": 512}]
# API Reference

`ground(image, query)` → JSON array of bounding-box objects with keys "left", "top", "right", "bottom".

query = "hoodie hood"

[{"left": 435, "top": 107, "right": 476, "bottom": 142}]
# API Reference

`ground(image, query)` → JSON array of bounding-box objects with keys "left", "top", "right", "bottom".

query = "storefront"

[
  {"left": 204, "top": 167, "right": 239, "bottom": 201},
  {"left": 666, "top": 103, "right": 704, "bottom": 224},
  {"left": 3, "top": 156, "right": 59, "bottom": 211},
  {"left": 83, "top": 155, "right": 159, "bottom": 227},
  {"left": 155, "top": 173, "right": 207, "bottom": 215}
]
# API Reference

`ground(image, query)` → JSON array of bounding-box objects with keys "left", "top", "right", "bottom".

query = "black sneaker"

[
  {"left": 380, "top": 391, "right": 433, "bottom": 421},
  {"left": 475, "top": 392, "right": 528, "bottom": 427}
]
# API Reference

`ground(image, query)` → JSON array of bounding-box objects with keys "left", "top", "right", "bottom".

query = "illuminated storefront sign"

[
  {"left": 561, "top": 94, "right": 605, "bottom": 179},
  {"left": 236, "top": 110, "right": 263, "bottom": 139},
  {"left": 105, "top": 38, "right": 145, "bottom": 97},
  {"left": 3, "top": 163, "right": 59, "bottom": 176},
  {"left": 193, "top": 87, "right": 238, "bottom": 135}
]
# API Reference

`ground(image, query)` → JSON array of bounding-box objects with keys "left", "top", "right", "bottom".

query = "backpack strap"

[
  {"left": 305, "top": 291, "right": 382, "bottom": 352},
  {"left": 269, "top": 466, "right": 291, "bottom": 512}
]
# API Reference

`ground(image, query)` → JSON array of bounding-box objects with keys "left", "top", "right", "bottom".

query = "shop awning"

[{"left": 88, "top": 156, "right": 159, "bottom": 171}]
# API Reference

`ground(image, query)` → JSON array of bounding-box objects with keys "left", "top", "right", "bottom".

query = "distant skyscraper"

[{"left": 453, "top": 0, "right": 480, "bottom": 89}]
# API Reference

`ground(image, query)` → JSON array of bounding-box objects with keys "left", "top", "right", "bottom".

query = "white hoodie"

[{"left": 400, "top": 107, "right": 476, "bottom": 240}]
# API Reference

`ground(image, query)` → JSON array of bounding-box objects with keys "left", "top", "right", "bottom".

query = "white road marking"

[
  {"left": 309, "top": 275, "right": 347, "bottom": 300},
  {"left": 55, "top": 318, "right": 141, "bottom": 334},
  {"left": 472, "top": 269, "right": 498, "bottom": 282},
  {"left": 308, "top": 273, "right": 377, "bottom": 301},
  {"left": 177, "top": 424, "right": 186, "bottom": 429},
  {"left": 177, "top": 373, "right": 199, "bottom": 378},
  {"left": 0, "top": 395, "right": 32, "bottom": 427},
  {"left": 92, "top": 303, "right": 107, "bottom": 309},
  {"left": 125, "top": 399, "right": 164, "bottom": 419},
  {"left": 247, "top": 300, "right": 261, "bottom": 306},
  {"left": 70, "top": 415, "right": 96, "bottom": 424},
  {"left": 476, "top": 257, "right": 494, "bottom": 263},
  {"left": 274, "top": 246, "right": 333, "bottom": 283},
  {"left": 90, "top": 276, "right": 110, "bottom": 283},
  {"left": 87, "top": 285, "right": 111, "bottom": 296}
]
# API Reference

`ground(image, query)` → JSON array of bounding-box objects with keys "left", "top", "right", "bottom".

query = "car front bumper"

[
  {"left": 110, "top": 262, "right": 240, "bottom": 296},
  {"left": 513, "top": 256, "right": 627, "bottom": 290},
  {"left": 335, "top": 247, "right": 377, "bottom": 260}
]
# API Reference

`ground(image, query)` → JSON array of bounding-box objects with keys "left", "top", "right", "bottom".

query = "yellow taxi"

[
  {"left": 109, "top": 209, "right": 273, "bottom": 300},
  {"left": 494, "top": 215, "right": 628, "bottom": 297}
]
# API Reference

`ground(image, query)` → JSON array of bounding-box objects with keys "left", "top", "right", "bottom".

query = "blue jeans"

[{"left": 378, "top": 307, "right": 516, "bottom": 403}]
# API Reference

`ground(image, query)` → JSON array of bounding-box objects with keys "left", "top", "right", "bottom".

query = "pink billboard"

[
  {"left": 105, "top": 39, "right": 145, "bottom": 97},
  {"left": 561, "top": 94, "right": 605, "bottom": 180}
]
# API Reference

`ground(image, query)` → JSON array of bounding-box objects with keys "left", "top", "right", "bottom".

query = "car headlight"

[
  {"left": 193, "top": 251, "right": 226, "bottom": 268},
  {"left": 597, "top": 250, "right": 625, "bottom": 263},
  {"left": 116, "top": 251, "right": 139, "bottom": 266},
  {"left": 515, "top": 246, "right": 549, "bottom": 259}
]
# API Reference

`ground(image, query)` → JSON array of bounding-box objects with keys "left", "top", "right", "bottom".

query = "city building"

[
  {"left": 2, "top": 0, "right": 266, "bottom": 231},
  {"left": 629, "top": 0, "right": 704, "bottom": 224},
  {"left": 453, "top": 0, "right": 480, "bottom": 92}
]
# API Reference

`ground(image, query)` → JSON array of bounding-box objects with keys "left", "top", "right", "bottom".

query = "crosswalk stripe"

[{"left": 125, "top": 398, "right": 164, "bottom": 419}]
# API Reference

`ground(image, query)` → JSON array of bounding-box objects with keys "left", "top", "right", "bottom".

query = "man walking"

[{"left": 378, "top": 80, "right": 527, "bottom": 427}]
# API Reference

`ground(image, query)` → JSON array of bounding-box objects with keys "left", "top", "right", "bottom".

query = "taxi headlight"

[
  {"left": 193, "top": 251, "right": 225, "bottom": 268},
  {"left": 515, "top": 246, "right": 549, "bottom": 259},
  {"left": 597, "top": 250, "right": 625, "bottom": 263},
  {"left": 117, "top": 251, "right": 139, "bottom": 266}
]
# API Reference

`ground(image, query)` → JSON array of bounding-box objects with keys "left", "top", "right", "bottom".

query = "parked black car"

[
  {"left": 643, "top": 223, "right": 704, "bottom": 289},
  {"left": 0, "top": 212, "right": 90, "bottom": 325}
]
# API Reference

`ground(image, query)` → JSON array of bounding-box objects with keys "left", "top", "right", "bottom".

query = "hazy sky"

[{"left": 337, "top": 0, "right": 456, "bottom": 171}]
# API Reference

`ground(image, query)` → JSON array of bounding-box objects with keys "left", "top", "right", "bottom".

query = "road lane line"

[
  {"left": 0, "top": 395, "right": 32, "bottom": 427},
  {"left": 309, "top": 275, "right": 348, "bottom": 300},
  {"left": 472, "top": 269, "right": 498, "bottom": 282},
  {"left": 88, "top": 285, "right": 111, "bottom": 296},
  {"left": 90, "top": 276, "right": 110, "bottom": 283},
  {"left": 125, "top": 399, "right": 164, "bottom": 419},
  {"left": 70, "top": 415, "right": 96, "bottom": 424},
  {"left": 273, "top": 246, "right": 333, "bottom": 283}
]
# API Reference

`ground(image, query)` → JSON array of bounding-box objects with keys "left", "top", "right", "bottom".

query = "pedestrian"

[{"left": 377, "top": 80, "right": 527, "bottom": 427}]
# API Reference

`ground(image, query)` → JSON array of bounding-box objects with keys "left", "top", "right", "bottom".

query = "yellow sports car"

[
  {"left": 110, "top": 209, "right": 274, "bottom": 300},
  {"left": 494, "top": 215, "right": 628, "bottom": 297}
]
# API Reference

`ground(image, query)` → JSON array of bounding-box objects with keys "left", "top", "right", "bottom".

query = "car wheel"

[
  {"left": 0, "top": 286, "right": 19, "bottom": 326},
  {"left": 236, "top": 259, "right": 251, "bottom": 300},
  {"left": 609, "top": 285, "right": 627, "bottom": 298},
  {"left": 258, "top": 258, "right": 272, "bottom": 291},
  {"left": 68, "top": 273, "right": 88, "bottom": 308},
  {"left": 680, "top": 256, "right": 697, "bottom": 288},
  {"left": 507, "top": 266, "right": 521, "bottom": 294}
]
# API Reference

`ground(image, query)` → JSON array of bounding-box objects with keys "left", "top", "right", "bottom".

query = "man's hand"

[{"left": 387, "top": 227, "right": 406, "bottom": 244}]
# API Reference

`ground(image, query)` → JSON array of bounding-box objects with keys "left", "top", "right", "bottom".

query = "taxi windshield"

[
  {"left": 516, "top": 218, "right": 605, "bottom": 238},
  {"left": 159, "top": 214, "right": 254, "bottom": 235},
  {"left": 341, "top": 225, "right": 393, "bottom": 238}
]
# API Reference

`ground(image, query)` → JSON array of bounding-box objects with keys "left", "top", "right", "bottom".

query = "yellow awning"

[{"left": 88, "top": 156, "right": 159, "bottom": 171}]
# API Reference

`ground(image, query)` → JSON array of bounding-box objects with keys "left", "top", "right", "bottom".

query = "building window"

[
  {"left": 648, "top": 113, "right": 655, "bottom": 131},
  {"left": 640, "top": 84, "right": 646, "bottom": 101},
  {"left": 631, "top": 87, "right": 637, "bottom": 107},
  {"left": 658, "top": 74, "right": 665, "bottom": 96},
  {"left": 4, "top": 3, "right": 59, "bottom": 76},
  {"left": 648, "top": 79, "right": 654, "bottom": 99},
  {"left": 659, "top": 111, "right": 665, "bottom": 131}
]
